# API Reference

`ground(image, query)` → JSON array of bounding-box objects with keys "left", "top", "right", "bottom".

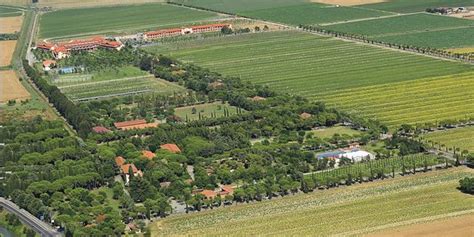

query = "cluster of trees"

[
  {"left": 0, "top": 33, "right": 18, "bottom": 41},
  {"left": 459, "top": 177, "right": 474, "bottom": 194},
  {"left": 300, "top": 25, "right": 473, "bottom": 62},
  {"left": 0, "top": 118, "right": 124, "bottom": 236}
]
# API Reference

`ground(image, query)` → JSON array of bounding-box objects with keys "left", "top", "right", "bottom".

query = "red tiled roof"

[
  {"left": 160, "top": 144, "right": 181, "bottom": 153},
  {"left": 142, "top": 150, "right": 156, "bottom": 160},
  {"left": 221, "top": 185, "right": 234, "bottom": 195},
  {"left": 114, "top": 119, "right": 147, "bottom": 129},
  {"left": 200, "top": 190, "right": 217, "bottom": 199},
  {"left": 115, "top": 156, "right": 126, "bottom": 167},
  {"left": 145, "top": 28, "right": 182, "bottom": 37},
  {"left": 92, "top": 126, "right": 110, "bottom": 134},
  {"left": 42, "top": 59, "right": 56, "bottom": 67},
  {"left": 121, "top": 163, "right": 138, "bottom": 174}
]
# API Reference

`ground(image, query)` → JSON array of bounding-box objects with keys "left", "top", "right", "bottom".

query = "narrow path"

[{"left": 319, "top": 12, "right": 418, "bottom": 26}]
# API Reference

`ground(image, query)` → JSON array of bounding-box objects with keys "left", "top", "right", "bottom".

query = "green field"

[
  {"left": 39, "top": 3, "right": 219, "bottom": 39},
  {"left": 50, "top": 66, "right": 185, "bottom": 101},
  {"left": 0, "top": 6, "right": 22, "bottom": 17},
  {"left": 151, "top": 167, "right": 474, "bottom": 236},
  {"left": 322, "top": 13, "right": 474, "bottom": 49},
  {"left": 423, "top": 127, "right": 474, "bottom": 152},
  {"left": 147, "top": 31, "right": 474, "bottom": 127},
  {"left": 360, "top": 0, "right": 474, "bottom": 13},
  {"left": 171, "top": 0, "right": 392, "bottom": 25},
  {"left": 174, "top": 102, "right": 242, "bottom": 121},
  {"left": 307, "top": 126, "right": 362, "bottom": 139}
]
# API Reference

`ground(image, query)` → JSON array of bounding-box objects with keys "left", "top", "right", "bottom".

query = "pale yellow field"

[
  {"left": 0, "top": 40, "right": 17, "bottom": 67},
  {"left": 0, "top": 15, "right": 23, "bottom": 34},
  {"left": 0, "top": 70, "right": 30, "bottom": 103},
  {"left": 311, "top": 0, "right": 386, "bottom": 6},
  {"left": 448, "top": 47, "right": 474, "bottom": 54},
  {"left": 367, "top": 214, "right": 474, "bottom": 237},
  {"left": 36, "top": 0, "right": 164, "bottom": 8}
]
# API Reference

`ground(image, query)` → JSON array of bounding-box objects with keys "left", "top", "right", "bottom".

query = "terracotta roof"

[
  {"left": 42, "top": 60, "right": 57, "bottom": 67},
  {"left": 92, "top": 126, "right": 110, "bottom": 134},
  {"left": 142, "top": 150, "right": 156, "bottom": 160},
  {"left": 145, "top": 28, "right": 182, "bottom": 37},
  {"left": 221, "top": 185, "right": 234, "bottom": 195},
  {"left": 121, "top": 163, "right": 138, "bottom": 174},
  {"left": 160, "top": 144, "right": 181, "bottom": 153},
  {"left": 200, "top": 190, "right": 217, "bottom": 199},
  {"left": 115, "top": 156, "right": 126, "bottom": 167},
  {"left": 114, "top": 119, "right": 159, "bottom": 130}
]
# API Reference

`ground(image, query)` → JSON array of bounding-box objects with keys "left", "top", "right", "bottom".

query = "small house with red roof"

[
  {"left": 160, "top": 144, "right": 181, "bottom": 153},
  {"left": 42, "top": 60, "right": 57, "bottom": 71},
  {"left": 115, "top": 156, "right": 126, "bottom": 167},
  {"left": 141, "top": 150, "right": 156, "bottom": 160},
  {"left": 114, "top": 119, "right": 159, "bottom": 130},
  {"left": 92, "top": 126, "right": 110, "bottom": 134},
  {"left": 200, "top": 190, "right": 217, "bottom": 200}
]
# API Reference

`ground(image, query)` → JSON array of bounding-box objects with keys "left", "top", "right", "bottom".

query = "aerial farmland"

[{"left": 0, "top": 0, "right": 473, "bottom": 236}]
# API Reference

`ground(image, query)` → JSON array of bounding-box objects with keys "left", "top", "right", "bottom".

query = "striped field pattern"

[
  {"left": 147, "top": 31, "right": 474, "bottom": 128},
  {"left": 423, "top": 126, "right": 474, "bottom": 152}
]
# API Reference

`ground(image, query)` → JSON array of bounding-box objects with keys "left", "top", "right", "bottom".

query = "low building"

[
  {"left": 141, "top": 150, "right": 156, "bottom": 160},
  {"left": 143, "top": 23, "right": 231, "bottom": 40},
  {"left": 42, "top": 59, "right": 57, "bottom": 71},
  {"left": 113, "top": 119, "right": 159, "bottom": 130},
  {"left": 160, "top": 143, "right": 181, "bottom": 153},
  {"left": 120, "top": 163, "right": 143, "bottom": 184},
  {"left": 36, "top": 37, "right": 123, "bottom": 59},
  {"left": 92, "top": 126, "right": 110, "bottom": 134},
  {"left": 317, "top": 149, "right": 374, "bottom": 163}
]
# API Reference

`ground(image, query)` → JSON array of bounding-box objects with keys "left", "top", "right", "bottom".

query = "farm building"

[
  {"left": 36, "top": 37, "right": 123, "bottom": 59},
  {"left": 144, "top": 23, "right": 231, "bottom": 40},
  {"left": 160, "top": 143, "right": 181, "bottom": 153},
  {"left": 113, "top": 119, "right": 159, "bottom": 130}
]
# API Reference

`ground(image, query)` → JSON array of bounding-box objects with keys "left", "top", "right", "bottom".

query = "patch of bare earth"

[
  {"left": 366, "top": 214, "right": 474, "bottom": 237},
  {"left": 0, "top": 70, "right": 30, "bottom": 103},
  {"left": 0, "top": 40, "right": 16, "bottom": 67},
  {"left": 311, "top": 0, "right": 386, "bottom": 6},
  {"left": 0, "top": 16, "right": 23, "bottom": 34}
]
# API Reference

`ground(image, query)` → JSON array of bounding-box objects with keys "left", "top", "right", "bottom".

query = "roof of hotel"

[{"left": 42, "top": 59, "right": 57, "bottom": 67}]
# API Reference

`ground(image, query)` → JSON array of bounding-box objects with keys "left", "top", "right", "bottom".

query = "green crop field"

[
  {"left": 170, "top": 0, "right": 392, "bottom": 25},
  {"left": 151, "top": 167, "right": 474, "bottom": 236},
  {"left": 174, "top": 102, "right": 243, "bottom": 121},
  {"left": 38, "top": 3, "right": 219, "bottom": 39},
  {"left": 147, "top": 31, "right": 474, "bottom": 127},
  {"left": 374, "top": 27, "right": 474, "bottom": 49},
  {"left": 423, "top": 127, "right": 474, "bottom": 152},
  {"left": 0, "top": 6, "right": 22, "bottom": 16},
  {"left": 360, "top": 0, "right": 474, "bottom": 13},
  {"left": 50, "top": 66, "right": 185, "bottom": 101},
  {"left": 322, "top": 13, "right": 474, "bottom": 49}
]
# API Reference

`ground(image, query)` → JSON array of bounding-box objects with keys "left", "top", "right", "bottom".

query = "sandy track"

[
  {"left": 0, "top": 70, "right": 30, "bottom": 103},
  {"left": 311, "top": 0, "right": 386, "bottom": 6},
  {"left": 0, "top": 40, "right": 17, "bottom": 67},
  {"left": 0, "top": 16, "right": 23, "bottom": 34}
]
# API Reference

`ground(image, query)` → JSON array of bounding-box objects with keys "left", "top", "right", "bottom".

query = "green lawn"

[
  {"left": 151, "top": 167, "right": 474, "bottom": 236},
  {"left": 146, "top": 31, "right": 474, "bottom": 127},
  {"left": 91, "top": 187, "right": 121, "bottom": 211},
  {"left": 307, "top": 125, "right": 361, "bottom": 139},
  {"left": 170, "top": 0, "right": 392, "bottom": 25},
  {"left": 423, "top": 126, "right": 474, "bottom": 152},
  {"left": 174, "top": 102, "right": 242, "bottom": 121},
  {"left": 360, "top": 0, "right": 474, "bottom": 13},
  {"left": 39, "top": 3, "right": 219, "bottom": 39}
]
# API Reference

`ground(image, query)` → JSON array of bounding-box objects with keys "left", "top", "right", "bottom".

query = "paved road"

[{"left": 0, "top": 198, "right": 61, "bottom": 237}]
